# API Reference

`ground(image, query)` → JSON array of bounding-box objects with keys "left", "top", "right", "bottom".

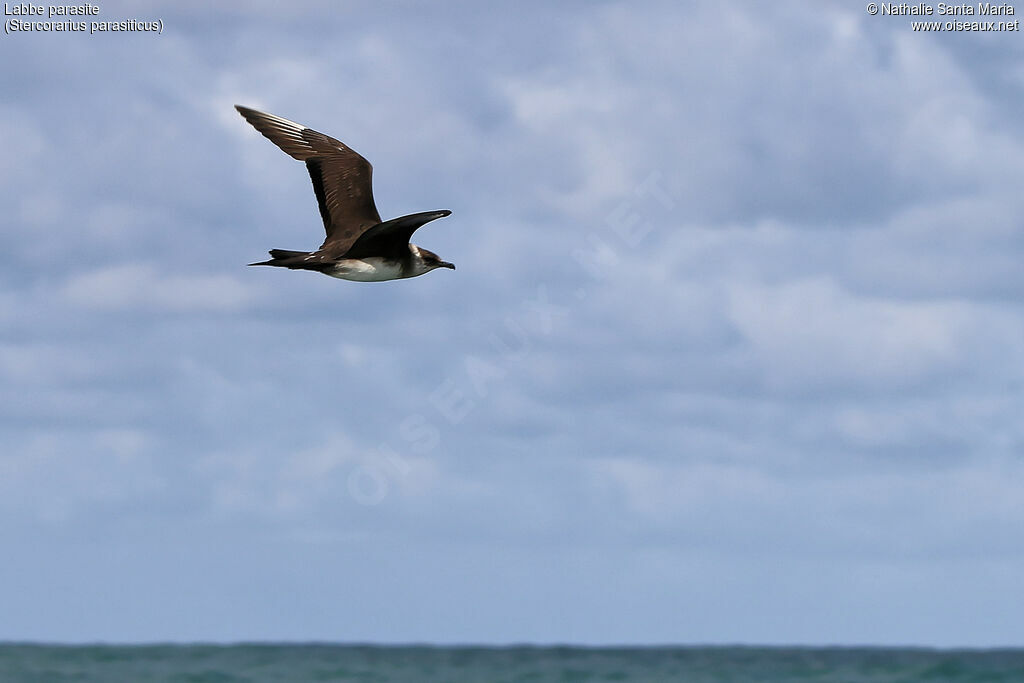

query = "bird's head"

[{"left": 411, "top": 245, "right": 455, "bottom": 274}]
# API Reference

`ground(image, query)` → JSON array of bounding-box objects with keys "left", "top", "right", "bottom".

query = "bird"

[{"left": 235, "top": 105, "right": 455, "bottom": 281}]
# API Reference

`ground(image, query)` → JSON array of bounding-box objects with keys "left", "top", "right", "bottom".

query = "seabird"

[{"left": 235, "top": 105, "right": 455, "bottom": 281}]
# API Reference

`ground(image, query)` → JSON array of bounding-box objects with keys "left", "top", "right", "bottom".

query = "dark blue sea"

[{"left": 1, "top": 644, "right": 1022, "bottom": 682}]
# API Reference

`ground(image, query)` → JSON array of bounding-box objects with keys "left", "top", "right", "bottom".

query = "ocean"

[{"left": 1, "top": 644, "right": 1022, "bottom": 682}]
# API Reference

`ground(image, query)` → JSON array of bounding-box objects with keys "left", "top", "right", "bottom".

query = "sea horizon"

[
  {"left": 3, "top": 640, "right": 1023, "bottom": 650},
  {"left": 3, "top": 642, "right": 1023, "bottom": 682}
]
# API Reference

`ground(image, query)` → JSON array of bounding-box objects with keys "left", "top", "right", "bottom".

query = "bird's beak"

[{"left": 440, "top": 262, "right": 455, "bottom": 270}]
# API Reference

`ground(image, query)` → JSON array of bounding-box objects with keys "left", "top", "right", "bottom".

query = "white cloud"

[
  {"left": 590, "top": 455, "right": 1024, "bottom": 558},
  {"left": 0, "top": 106, "right": 46, "bottom": 188},
  {"left": 0, "top": 342, "right": 103, "bottom": 386},
  {"left": 193, "top": 433, "right": 441, "bottom": 522},
  {"left": 725, "top": 277, "right": 975, "bottom": 393},
  {"left": 0, "top": 429, "right": 164, "bottom": 523},
  {"left": 61, "top": 263, "right": 256, "bottom": 313}
]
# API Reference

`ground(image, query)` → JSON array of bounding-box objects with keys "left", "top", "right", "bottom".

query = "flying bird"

[{"left": 235, "top": 105, "right": 454, "bottom": 281}]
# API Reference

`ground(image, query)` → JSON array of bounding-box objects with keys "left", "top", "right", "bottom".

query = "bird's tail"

[{"left": 248, "top": 249, "right": 312, "bottom": 267}]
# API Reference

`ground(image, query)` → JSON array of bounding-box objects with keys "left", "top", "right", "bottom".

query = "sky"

[{"left": 1, "top": 0, "right": 1023, "bottom": 647}]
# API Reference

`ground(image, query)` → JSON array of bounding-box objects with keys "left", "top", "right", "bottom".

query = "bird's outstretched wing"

[
  {"left": 344, "top": 210, "right": 452, "bottom": 259},
  {"left": 235, "top": 105, "right": 382, "bottom": 255}
]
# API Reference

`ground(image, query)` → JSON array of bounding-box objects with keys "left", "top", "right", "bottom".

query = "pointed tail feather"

[{"left": 248, "top": 249, "right": 313, "bottom": 267}]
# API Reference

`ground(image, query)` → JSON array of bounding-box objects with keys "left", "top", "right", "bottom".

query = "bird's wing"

[
  {"left": 235, "top": 106, "right": 382, "bottom": 254},
  {"left": 344, "top": 210, "right": 451, "bottom": 259}
]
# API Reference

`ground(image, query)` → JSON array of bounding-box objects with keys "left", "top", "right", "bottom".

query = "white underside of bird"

[{"left": 323, "top": 248, "right": 439, "bottom": 281}]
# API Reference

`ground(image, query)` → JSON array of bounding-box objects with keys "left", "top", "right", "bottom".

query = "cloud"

[
  {"left": 589, "top": 454, "right": 1024, "bottom": 561},
  {"left": 0, "top": 105, "right": 46, "bottom": 186},
  {"left": 725, "top": 277, "right": 971, "bottom": 394},
  {"left": 60, "top": 263, "right": 256, "bottom": 312},
  {"left": 0, "top": 428, "right": 164, "bottom": 524}
]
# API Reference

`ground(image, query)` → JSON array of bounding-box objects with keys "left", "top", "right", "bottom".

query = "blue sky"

[{"left": 2, "top": 0, "right": 1023, "bottom": 646}]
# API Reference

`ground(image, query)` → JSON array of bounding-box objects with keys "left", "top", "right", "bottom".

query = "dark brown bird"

[{"left": 236, "top": 105, "right": 454, "bottom": 281}]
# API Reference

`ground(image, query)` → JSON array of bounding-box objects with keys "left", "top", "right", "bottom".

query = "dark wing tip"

[{"left": 234, "top": 105, "right": 263, "bottom": 126}]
